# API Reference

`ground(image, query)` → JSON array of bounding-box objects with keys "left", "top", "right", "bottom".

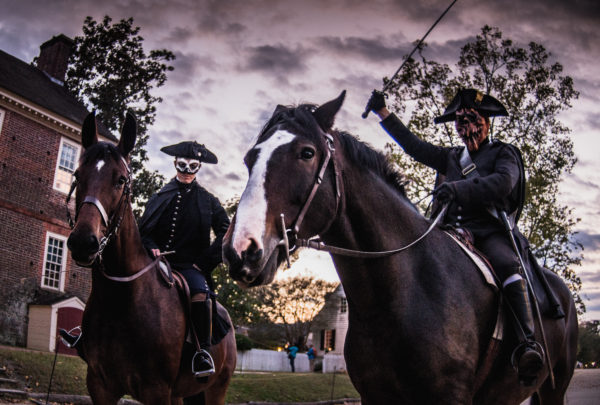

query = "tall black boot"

[
  {"left": 191, "top": 298, "right": 215, "bottom": 378},
  {"left": 504, "top": 277, "right": 544, "bottom": 386}
]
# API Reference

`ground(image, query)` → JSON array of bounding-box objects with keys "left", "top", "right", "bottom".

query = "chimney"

[{"left": 36, "top": 34, "right": 74, "bottom": 85}]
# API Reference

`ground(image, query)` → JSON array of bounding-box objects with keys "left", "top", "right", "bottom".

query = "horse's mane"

[
  {"left": 259, "top": 103, "right": 408, "bottom": 197},
  {"left": 81, "top": 142, "right": 122, "bottom": 166}
]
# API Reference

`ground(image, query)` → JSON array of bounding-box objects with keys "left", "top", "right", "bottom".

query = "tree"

[
  {"left": 65, "top": 16, "right": 175, "bottom": 217},
  {"left": 254, "top": 276, "right": 338, "bottom": 349},
  {"left": 578, "top": 321, "right": 600, "bottom": 368},
  {"left": 383, "top": 25, "right": 584, "bottom": 312},
  {"left": 212, "top": 263, "right": 264, "bottom": 327}
]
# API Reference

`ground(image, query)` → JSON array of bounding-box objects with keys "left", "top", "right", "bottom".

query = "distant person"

[
  {"left": 287, "top": 343, "right": 299, "bottom": 372},
  {"left": 307, "top": 345, "right": 317, "bottom": 371}
]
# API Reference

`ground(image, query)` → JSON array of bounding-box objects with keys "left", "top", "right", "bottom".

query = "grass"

[{"left": 0, "top": 346, "right": 359, "bottom": 403}]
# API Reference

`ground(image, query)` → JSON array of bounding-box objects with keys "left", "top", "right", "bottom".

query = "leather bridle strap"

[
  {"left": 292, "top": 134, "right": 338, "bottom": 235},
  {"left": 82, "top": 196, "right": 109, "bottom": 226}
]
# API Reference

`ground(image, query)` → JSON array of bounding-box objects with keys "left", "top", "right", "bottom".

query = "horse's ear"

[
  {"left": 313, "top": 90, "right": 346, "bottom": 133},
  {"left": 118, "top": 111, "right": 137, "bottom": 157},
  {"left": 81, "top": 112, "right": 98, "bottom": 149}
]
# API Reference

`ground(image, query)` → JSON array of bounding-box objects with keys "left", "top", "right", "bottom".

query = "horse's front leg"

[
  {"left": 86, "top": 371, "right": 123, "bottom": 405},
  {"left": 137, "top": 386, "right": 175, "bottom": 405}
]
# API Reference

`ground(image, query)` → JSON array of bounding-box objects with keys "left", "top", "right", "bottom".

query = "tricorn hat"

[
  {"left": 434, "top": 89, "right": 508, "bottom": 124},
  {"left": 160, "top": 141, "right": 218, "bottom": 164}
]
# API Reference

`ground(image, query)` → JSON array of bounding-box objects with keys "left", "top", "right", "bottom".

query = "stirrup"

[
  {"left": 59, "top": 326, "right": 82, "bottom": 348},
  {"left": 510, "top": 341, "right": 544, "bottom": 371},
  {"left": 192, "top": 349, "right": 215, "bottom": 378}
]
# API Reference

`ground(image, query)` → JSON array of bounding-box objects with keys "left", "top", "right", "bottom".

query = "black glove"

[
  {"left": 433, "top": 183, "right": 456, "bottom": 204},
  {"left": 366, "top": 90, "right": 387, "bottom": 112}
]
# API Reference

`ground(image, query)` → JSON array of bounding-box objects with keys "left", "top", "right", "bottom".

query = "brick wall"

[{"left": 0, "top": 108, "right": 91, "bottom": 346}]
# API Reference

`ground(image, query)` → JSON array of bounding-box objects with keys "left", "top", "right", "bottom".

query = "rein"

[{"left": 276, "top": 129, "right": 448, "bottom": 261}]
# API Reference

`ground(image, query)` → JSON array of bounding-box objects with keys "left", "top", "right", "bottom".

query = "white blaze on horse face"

[
  {"left": 96, "top": 160, "right": 105, "bottom": 172},
  {"left": 232, "top": 130, "right": 296, "bottom": 256}
]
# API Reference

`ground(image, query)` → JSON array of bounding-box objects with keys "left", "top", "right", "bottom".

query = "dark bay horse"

[
  {"left": 223, "top": 91, "right": 578, "bottom": 404},
  {"left": 66, "top": 112, "right": 236, "bottom": 405}
]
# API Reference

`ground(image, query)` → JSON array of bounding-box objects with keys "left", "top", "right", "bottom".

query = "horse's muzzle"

[{"left": 67, "top": 231, "right": 99, "bottom": 267}]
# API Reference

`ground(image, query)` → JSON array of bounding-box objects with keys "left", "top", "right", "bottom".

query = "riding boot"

[
  {"left": 191, "top": 297, "right": 215, "bottom": 378},
  {"left": 503, "top": 277, "right": 544, "bottom": 386}
]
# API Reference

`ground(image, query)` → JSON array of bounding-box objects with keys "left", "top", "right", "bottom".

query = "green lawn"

[{"left": 0, "top": 347, "right": 359, "bottom": 403}]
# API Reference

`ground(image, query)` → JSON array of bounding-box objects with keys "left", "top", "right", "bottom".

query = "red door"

[{"left": 56, "top": 307, "right": 83, "bottom": 355}]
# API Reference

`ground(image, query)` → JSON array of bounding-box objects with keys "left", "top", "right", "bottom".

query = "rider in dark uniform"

[
  {"left": 366, "top": 88, "right": 544, "bottom": 386},
  {"left": 138, "top": 141, "right": 230, "bottom": 378}
]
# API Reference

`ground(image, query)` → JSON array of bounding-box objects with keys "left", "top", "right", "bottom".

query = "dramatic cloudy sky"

[{"left": 1, "top": 0, "right": 599, "bottom": 319}]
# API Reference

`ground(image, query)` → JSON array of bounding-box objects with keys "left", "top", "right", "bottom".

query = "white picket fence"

[{"left": 235, "top": 349, "right": 347, "bottom": 373}]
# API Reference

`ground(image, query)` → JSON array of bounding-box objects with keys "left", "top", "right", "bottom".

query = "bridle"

[
  {"left": 277, "top": 132, "right": 341, "bottom": 266},
  {"left": 66, "top": 155, "right": 132, "bottom": 263},
  {"left": 276, "top": 130, "right": 448, "bottom": 265}
]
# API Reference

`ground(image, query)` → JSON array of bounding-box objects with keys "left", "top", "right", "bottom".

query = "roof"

[{"left": 0, "top": 48, "right": 116, "bottom": 141}]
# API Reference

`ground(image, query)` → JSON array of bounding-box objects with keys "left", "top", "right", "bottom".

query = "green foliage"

[
  {"left": 254, "top": 276, "right": 338, "bottom": 349},
  {"left": 65, "top": 16, "right": 174, "bottom": 217},
  {"left": 578, "top": 321, "right": 600, "bottom": 368},
  {"left": 213, "top": 263, "right": 264, "bottom": 327},
  {"left": 235, "top": 333, "right": 255, "bottom": 351},
  {"left": 384, "top": 25, "right": 584, "bottom": 312}
]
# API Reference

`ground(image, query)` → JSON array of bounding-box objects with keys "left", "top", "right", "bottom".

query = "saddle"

[
  {"left": 158, "top": 259, "right": 231, "bottom": 347},
  {"left": 446, "top": 228, "right": 565, "bottom": 320}
]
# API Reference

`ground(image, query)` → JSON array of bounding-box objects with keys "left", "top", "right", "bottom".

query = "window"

[
  {"left": 320, "top": 329, "right": 336, "bottom": 352},
  {"left": 41, "top": 232, "right": 67, "bottom": 291},
  {"left": 340, "top": 297, "right": 347, "bottom": 313},
  {"left": 54, "top": 138, "right": 80, "bottom": 193},
  {"left": 0, "top": 108, "right": 5, "bottom": 135}
]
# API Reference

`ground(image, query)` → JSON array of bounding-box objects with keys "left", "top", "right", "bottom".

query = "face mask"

[
  {"left": 175, "top": 158, "right": 201, "bottom": 174},
  {"left": 455, "top": 109, "right": 488, "bottom": 152}
]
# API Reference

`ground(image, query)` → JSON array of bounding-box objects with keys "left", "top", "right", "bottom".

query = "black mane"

[{"left": 260, "top": 103, "right": 407, "bottom": 196}]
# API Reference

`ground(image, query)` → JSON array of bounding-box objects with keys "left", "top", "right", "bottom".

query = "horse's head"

[
  {"left": 66, "top": 112, "right": 137, "bottom": 266},
  {"left": 224, "top": 91, "right": 346, "bottom": 287}
]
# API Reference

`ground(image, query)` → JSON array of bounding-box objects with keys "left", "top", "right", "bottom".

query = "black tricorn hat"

[
  {"left": 434, "top": 89, "right": 508, "bottom": 124},
  {"left": 160, "top": 141, "right": 218, "bottom": 164}
]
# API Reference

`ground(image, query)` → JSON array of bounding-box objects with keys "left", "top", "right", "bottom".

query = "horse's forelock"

[
  {"left": 81, "top": 142, "right": 122, "bottom": 167},
  {"left": 258, "top": 104, "right": 322, "bottom": 145}
]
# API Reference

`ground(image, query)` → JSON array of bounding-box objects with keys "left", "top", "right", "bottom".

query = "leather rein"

[{"left": 277, "top": 131, "right": 448, "bottom": 264}]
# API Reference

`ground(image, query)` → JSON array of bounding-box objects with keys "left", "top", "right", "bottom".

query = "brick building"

[{"left": 0, "top": 35, "right": 116, "bottom": 352}]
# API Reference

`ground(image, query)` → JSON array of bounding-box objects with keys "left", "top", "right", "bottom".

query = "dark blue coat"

[
  {"left": 381, "top": 113, "right": 524, "bottom": 239},
  {"left": 138, "top": 178, "right": 230, "bottom": 273}
]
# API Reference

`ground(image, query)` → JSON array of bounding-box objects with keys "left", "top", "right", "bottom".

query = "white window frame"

[
  {"left": 0, "top": 108, "right": 5, "bottom": 135},
  {"left": 53, "top": 137, "right": 80, "bottom": 194},
  {"left": 41, "top": 232, "right": 67, "bottom": 291}
]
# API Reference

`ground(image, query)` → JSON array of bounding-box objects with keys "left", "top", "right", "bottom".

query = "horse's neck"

[
  {"left": 327, "top": 168, "right": 428, "bottom": 252},
  {"left": 101, "top": 207, "right": 152, "bottom": 276},
  {"left": 323, "top": 167, "right": 432, "bottom": 310}
]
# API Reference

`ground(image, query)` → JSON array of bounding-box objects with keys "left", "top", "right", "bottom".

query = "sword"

[
  {"left": 500, "top": 211, "right": 555, "bottom": 389},
  {"left": 362, "top": 0, "right": 459, "bottom": 118}
]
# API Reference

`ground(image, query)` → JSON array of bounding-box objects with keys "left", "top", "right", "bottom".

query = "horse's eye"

[
  {"left": 300, "top": 147, "right": 315, "bottom": 160},
  {"left": 117, "top": 176, "right": 127, "bottom": 186}
]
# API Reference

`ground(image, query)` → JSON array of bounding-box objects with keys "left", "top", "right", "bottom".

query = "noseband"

[{"left": 66, "top": 155, "right": 132, "bottom": 261}]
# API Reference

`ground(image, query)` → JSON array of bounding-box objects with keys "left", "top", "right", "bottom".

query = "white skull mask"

[{"left": 175, "top": 157, "right": 201, "bottom": 174}]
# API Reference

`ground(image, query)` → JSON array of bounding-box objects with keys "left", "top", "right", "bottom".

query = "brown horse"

[
  {"left": 223, "top": 91, "right": 578, "bottom": 404},
  {"left": 66, "top": 112, "right": 236, "bottom": 405}
]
